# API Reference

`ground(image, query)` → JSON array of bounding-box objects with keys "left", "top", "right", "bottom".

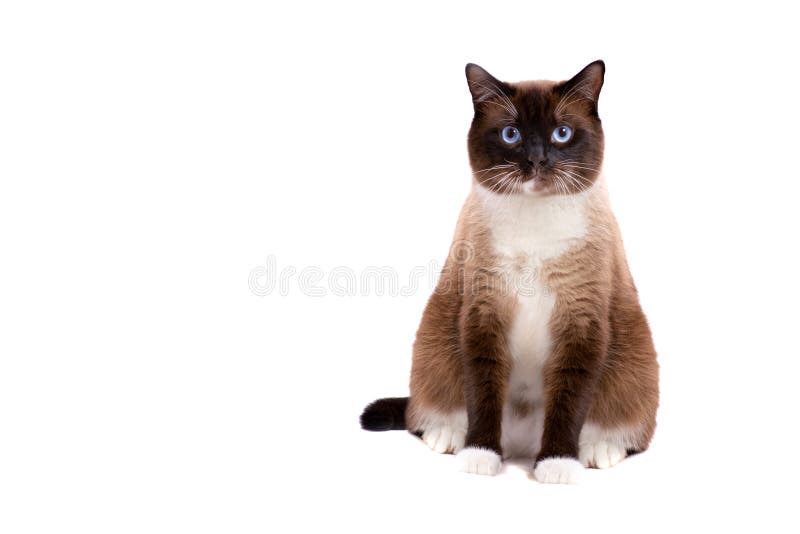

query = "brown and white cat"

[{"left": 360, "top": 61, "right": 659, "bottom": 484}]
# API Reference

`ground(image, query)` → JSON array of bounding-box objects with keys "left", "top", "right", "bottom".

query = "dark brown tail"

[{"left": 359, "top": 397, "right": 408, "bottom": 431}]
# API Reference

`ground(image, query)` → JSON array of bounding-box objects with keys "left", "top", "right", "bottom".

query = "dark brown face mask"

[{"left": 466, "top": 61, "right": 606, "bottom": 197}]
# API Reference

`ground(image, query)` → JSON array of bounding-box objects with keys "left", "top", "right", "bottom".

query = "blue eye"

[
  {"left": 501, "top": 126, "right": 521, "bottom": 144},
  {"left": 551, "top": 125, "right": 573, "bottom": 143}
]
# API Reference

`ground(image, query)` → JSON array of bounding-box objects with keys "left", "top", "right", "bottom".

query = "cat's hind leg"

[
  {"left": 578, "top": 422, "right": 643, "bottom": 468},
  {"left": 409, "top": 409, "right": 468, "bottom": 454}
]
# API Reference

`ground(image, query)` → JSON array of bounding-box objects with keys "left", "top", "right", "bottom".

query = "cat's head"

[{"left": 466, "top": 61, "right": 605, "bottom": 196}]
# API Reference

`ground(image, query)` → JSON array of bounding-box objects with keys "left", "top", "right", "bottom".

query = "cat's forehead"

[
  {"left": 509, "top": 80, "right": 561, "bottom": 118},
  {"left": 513, "top": 79, "right": 560, "bottom": 93}
]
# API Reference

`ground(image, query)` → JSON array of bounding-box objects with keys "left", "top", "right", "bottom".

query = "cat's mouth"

[
  {"left": 522, "top": 166, "right": 591, "bottom": 196},
  {"left": 525, "top": 168, "right": 542, "bottom": 179},
  {"left": 479, "top": 167, "right": 549, "bottom": 196},
  {"left": 479, "top": 164, "right": 587, "bottom": 197}
]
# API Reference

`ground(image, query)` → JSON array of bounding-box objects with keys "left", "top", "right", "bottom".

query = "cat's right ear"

[{"left": 465, "top": 64, "right": 511, "bottom": 108}]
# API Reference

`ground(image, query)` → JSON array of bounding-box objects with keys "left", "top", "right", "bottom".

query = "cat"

[{"left": 360, "top": 61, "right": 659, "bottom": 484}]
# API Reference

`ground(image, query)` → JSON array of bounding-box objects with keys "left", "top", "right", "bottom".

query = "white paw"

[
  {"left": 533, "top": 457, "right": 584, "bottom": 484},
  {"left": 422, "top": 425, "right": 466, "bottom": 454},
  {"left": 579, "top": 440, "right": 627, "bottom": 469},
  {"left": 456, "top": 447, "right": 502, "bottom": 476}
]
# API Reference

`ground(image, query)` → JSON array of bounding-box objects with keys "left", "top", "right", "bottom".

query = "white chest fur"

[
  {"left": 477, "top": 186, "right": 592, "bottom": 262},
  {"left": 477, "top": 186, "right": 594, "bottom": 454},
  {"left": 477, "top": 185, "right": 595, "bottom": 457}
]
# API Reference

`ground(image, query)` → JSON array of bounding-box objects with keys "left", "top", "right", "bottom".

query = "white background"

[{"left": 2, "top": 1, "right": 799, "bottom": 532}]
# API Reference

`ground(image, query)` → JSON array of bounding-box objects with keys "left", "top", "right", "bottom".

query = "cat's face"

[{"left": 466, "top": 61, "right": 605, "bottom": 196}]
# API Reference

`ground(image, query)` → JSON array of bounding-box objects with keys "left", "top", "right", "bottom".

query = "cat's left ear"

[{"left": 561, "top": 60, "right": 605, "bottom": 105}]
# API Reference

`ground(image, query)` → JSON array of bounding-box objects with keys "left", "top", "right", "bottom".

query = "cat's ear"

[
  {"left": 465, "top": 63, "right": 512, "bottom": 107},
  {"left": 561, "top": 60, "right": 605, "bottom": 105}
]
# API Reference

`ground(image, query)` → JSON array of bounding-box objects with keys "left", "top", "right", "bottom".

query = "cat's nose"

[
  {"left": 526, "top": 146, "right": 548, "bottom": 168},
  {"left": 527, "top": 156, "right": 548, "bottom": 167}
]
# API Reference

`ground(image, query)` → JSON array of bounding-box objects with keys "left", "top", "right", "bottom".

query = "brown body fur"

[{"left": 407, "top": 191, "right": 658, "bottom": 456}]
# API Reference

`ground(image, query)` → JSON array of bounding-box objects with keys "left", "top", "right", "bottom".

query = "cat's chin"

[
  {"left": 520, "top": 179, "right": 548, "bottom": 197},
  {"left": 476, "top": 178, "right": 557, "bottom": 198}
]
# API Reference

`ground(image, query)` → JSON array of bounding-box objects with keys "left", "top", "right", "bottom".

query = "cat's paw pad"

[
  {"left": 456, "top": 447, "right": 502, "bottom": 476},
  {"left": 533, "top": 457, "right": 584, "bottom": 484},
  {"left": 422, "top": 425, "right": 466, "bottom": 454},
  {"left": 579, "top": 440, "right": 627, "bottom": 469}
]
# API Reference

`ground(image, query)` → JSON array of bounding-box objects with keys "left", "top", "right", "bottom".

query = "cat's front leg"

[
  {"left": 534, "top": 333, "right": 605, "bottom": 484},
  {"left": 454, "top": 300, "right": 511, "bottom": 476}
]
